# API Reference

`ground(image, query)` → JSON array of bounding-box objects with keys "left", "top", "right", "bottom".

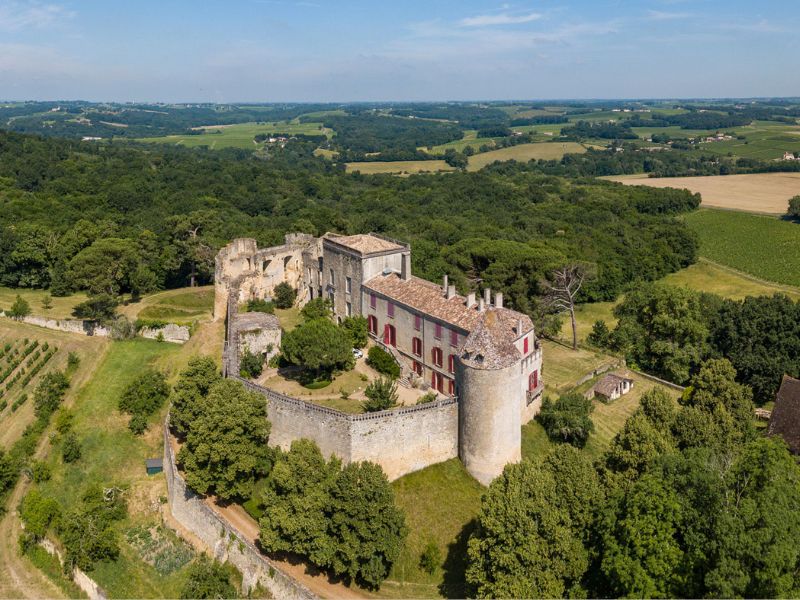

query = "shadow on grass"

[{"left": 439, "top": 517, "right": 478, "bottom": 598}]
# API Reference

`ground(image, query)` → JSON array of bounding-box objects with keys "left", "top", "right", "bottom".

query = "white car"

[{"left": 352, "top": 348, "right": 364, "bottom": 359}]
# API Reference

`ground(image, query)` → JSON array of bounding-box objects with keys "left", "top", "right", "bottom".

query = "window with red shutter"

[
  {"left": 370, "top": 293, "right": 376, "bottom": 309},
  {"left": 387, "top": 301, "right": 394, "bottom": 318},
  {"left": 414, "top": 314, "right": 421, "bottom": 331},
  {"left": 448, "top": 379, "right": 455, "bottom": 396},
  {"left": 412, "top": 337, "right": 422, "bottom": 356},
  {"left": 448, "top": 354, "right": 455, "bottom": 374},
  {"left": 450, "top": 330, "right": 458, "bottom": 347},
  {"left": 434, "top": 323, "right": 442, "bottom": 339},
  {"left": 524, "top": 336, "right": 529, "bottom": 354}
]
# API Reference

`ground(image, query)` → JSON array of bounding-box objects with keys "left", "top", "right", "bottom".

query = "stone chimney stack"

[
  {"left": 483, "top": 288, "right": 491, "bottom": 304},
  {"left": 478, "top": 298, "right": 485, "bottom": 312},
  {"left": 401, "top": 253, "right": 411, "bottom": 281},
  {"left": 443, "top": 274, "right": 449, "bottom": 295},
  {"left": 447, "top": 285, "right": 456, "bottom": 299},
  {"left": 517, "top": 317, "right": 524, "bottom": 337},
  {"left": 495, "top": 292, "right": 503, "bottom": 308},
  {"left": 466, "top": 292, "right": 476, "bottom": 308}
]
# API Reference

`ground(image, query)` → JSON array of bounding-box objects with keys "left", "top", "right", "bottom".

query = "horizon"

[{"left": 1, "top": 0, "right": 797, "bottom": 103}]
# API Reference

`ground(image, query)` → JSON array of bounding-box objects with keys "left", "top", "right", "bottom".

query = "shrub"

[
  {"left": 787, "top": 195, "right": 800, "bottom": 219},
  {"left": 419, "top": 540, "right": 441, "bottom": 574},
  {"left": 180, "top": 554, "right": 238, "bottom": 599},
  {"left": 239, "top": 348, "right": 264, "bottom": 379},
  {"left": 109, "top": 316, "right": 136, "bottom": 340},
  {"left": 33, "top": 371, "right": 69, "bottom": 419},
  {"left": 367, "top": 346, "right": 400, "bottom": 379},
  {"left": 537, "top": 392, "right": 595, "bottom": 448},
  {"left": 362, "top": 377, "right": 398, "bottom": 412},
  {"left": 300, "top": 297, "right": 333, "bottom": 321},
  {"left": 416, "top": 391, "right": 438, "bottom": 405},
  {"left": 273, "top": 282, "right": 296, "bottom": 309},
  {"left": 30, "top": 460, "right": 51, "bottom": 483},
  {"left": 341, "top": 316, "right": 368, "bottom": 349},
  {"left": 62, "top": 431, "right": 82, "bottom": 463},
  {"left": 8, "top": 295, "right": 30, "bottom": 320},
  {"left": 67, "top": 351, "right": 80, "bottom": 370},
  {"left": 246, "top": 298, "right": 274, "bottom": 314}
]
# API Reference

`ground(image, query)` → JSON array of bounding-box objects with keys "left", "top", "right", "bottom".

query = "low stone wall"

[
  {"left": 139, "top": 323, "right": 191, "bottom": 344},
  {"left": 38, "top": 537, "right": 107, "bottom": 600},
  {"left": 1, "top": 313, "right": 111, "bottom": 337},
  {"left": 162, "top": 421, "right": 316, "bottom": 600}
]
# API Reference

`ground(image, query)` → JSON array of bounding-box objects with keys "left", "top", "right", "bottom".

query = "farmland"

[
  {"left": 137, "top": 120, "right": 332, "bottom": 149},
  {"left": 683, "top": 209, "right": 800, "bottom": 286},
  {"left": 465, "top": 142, "right": 588, "bottom": 171},
  {"left": 607, "top": 172, "right": 800, "bottom": 214},
  {"left": 345, "top": 160, "right": 454, "bottom": 175}
]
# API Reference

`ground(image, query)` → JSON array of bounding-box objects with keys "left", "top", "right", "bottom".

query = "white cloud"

[
  {"left": 0, "top": 1, "right": 72, "bottom": 31},
  {"left": 459, "top": 11, "right": 542, "bottom": 27}
]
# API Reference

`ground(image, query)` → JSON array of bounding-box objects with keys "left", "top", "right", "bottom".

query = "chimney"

[
  {"left": 517, "top": 317, "right": 524, "bottom": 337},
  {"left": 401, "top": 253, "right": 411, "bottom": 281},
  {"left": 478, "top": 298, "right": 485, "bottom": 312},
  {"left": 483, "top": 288, "right": 491, "bottom": 304},
  {"left": 443, "top": 274, "right": 449, "bottom": 295},
  {"left": 447, "top": 285, "right": 456, "bottom": 300},
  {"left": 495, "top": 292, "right": 503, "bottom": 308},
  {"left": 466, "top": 292, "right": 476, "bottom": 308}
]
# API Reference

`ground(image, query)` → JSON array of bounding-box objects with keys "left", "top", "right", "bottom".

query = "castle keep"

[{"left": 215, "top": 232, "right": 544, "bottom": 485}]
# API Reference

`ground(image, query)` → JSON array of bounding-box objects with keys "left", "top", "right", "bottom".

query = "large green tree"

[
  {"left": 169, "top": 356, "right": 221, "bottom": 436},
  {"left": 178, "top": 379, "right": 270, "bottom": 500},
  {"left": 280, "top": 318, "right": 353, "bottom": 377}
]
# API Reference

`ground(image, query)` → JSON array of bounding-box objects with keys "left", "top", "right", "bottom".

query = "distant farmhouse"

[
  {"left": 215, "top": 232, "right": 544, "bottom": 485},
  {"left": 767, "top": 375, "right": 800, "bottom": 454}
]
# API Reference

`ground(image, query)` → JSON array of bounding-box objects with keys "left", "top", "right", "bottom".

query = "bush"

[
  {"left": 66, "top": 351, "right": 80, "bottom": 371},
  {"left": 416, "top": 391, "right": 438, "bottom": 405},
  {"left": 362, "top": 377, "right": 398, "bottom": 412},
  {"left": 300, "top": 297, "right": 333, "bottom": 321},
  {"left": 128, "top": 413, "right": 148, "bottom": 435},
  {"left": 246, "top": 298, "right": 274, "bottom": 313},
  {"left": 30, "top": 460, "right": 51, "bottom": 483},
  {"left": 787, "top": 195, "right": 800, "bottom": 219},
  {"left": 537, "top": 392, "right": 595, "bottom": 448},
  {"left": 419, "top": 540, "right": 441, "bottom": 574},
  {"left": 239, "top": 348, "right": 264, "bottom": 379},
  {"left": 109, "top": 316, "right": 136, "bottom": 340},
  {"left": 273, "top": 282, "right": 296, "bottom": 309},
  {"left": 341, "top": 316, "right": 368, "bottom": 349},
  {"left": 61, "top": 431, "right": 82, "bottom": 463},
  {"left": 367, "top": 346, "right": 400, "bottom": 379},
  {"left": 180, "top": 554, "right": 238, "bottom": 599},
  {"left": 8, "top": 295, "right": 30, "bottom": 320},
  {"left": 33, "top": 371, "right": 69, "bottom": 419}
]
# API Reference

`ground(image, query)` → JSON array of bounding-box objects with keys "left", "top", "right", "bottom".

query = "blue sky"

[{"left": 0, "top": 0, "right": 797, "bottom": 102}]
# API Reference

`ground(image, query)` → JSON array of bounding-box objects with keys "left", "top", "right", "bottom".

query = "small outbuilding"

[
  {"left": 585, "top": 373, "right": 634, "bottom": 402},
  {"left": 767, "top": 375, "right": 800, "bottom": 454},
  {"left": 145, "top": 458, "right": 163, "bottom": 476}
]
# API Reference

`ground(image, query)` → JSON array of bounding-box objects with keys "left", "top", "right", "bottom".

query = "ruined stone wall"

[
  {"left": 139, "top": 323, "right": 191, "bottom": 344},
  {"left": 163, "top": 421, "right": 316, "bottom": 599},
  {"left": 1, "top": 313, "right": 111, "bottom": 337}
]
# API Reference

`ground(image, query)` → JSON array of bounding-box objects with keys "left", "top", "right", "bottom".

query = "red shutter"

[
  {"left": 448, "top": 354, "right": 455, "bottom": 374},
  {"left": 383, "top": 324, "right": 390, "bottom": 345},
  {"left": 524, "top": 336, "right": 529, "bottom": 354},
  {"left": 370, "top": 293, "right": 376, "bottom": 309},
  {"left": 448, "top": 379, "right": 455, "bottom": 396},
  {"left": 414, "top": 315, "right": 421, "bottom": 331}
]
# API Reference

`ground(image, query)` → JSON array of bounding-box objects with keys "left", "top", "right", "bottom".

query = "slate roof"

[
  {"left": 460, "top": 309, "right": 524, "bottom": 370},
  {"left": 768, "top": 375, "right": 800, "bottom": 454},
  {"left": 145, "top": 458, "right": 163, "bottom": 469},
  {"left": 323, "top": 233, "right": 405, "bottom": 256}
]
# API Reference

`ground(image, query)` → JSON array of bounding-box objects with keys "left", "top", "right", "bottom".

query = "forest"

[{"left": 0, "top": 130, "right": 700, "bottom": 313}]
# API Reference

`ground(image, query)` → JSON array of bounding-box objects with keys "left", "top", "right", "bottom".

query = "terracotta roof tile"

[
  {"left": 323, "top": 233, "right": 405, "bottom": 255},
  {"left": 593, "top": 373, "right": 634, "bottom": 397}
]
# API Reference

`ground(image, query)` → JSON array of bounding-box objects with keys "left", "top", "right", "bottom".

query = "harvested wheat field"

[{"left": 607, "top": 172, "right": 800, "bottom": 214}]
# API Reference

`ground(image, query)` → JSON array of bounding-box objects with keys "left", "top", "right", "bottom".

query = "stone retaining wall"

[{"left": 162, "top": 421, "right": 316, "bottom": 599}]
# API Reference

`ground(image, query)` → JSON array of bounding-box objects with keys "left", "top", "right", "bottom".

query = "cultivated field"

[
  {"left": 466, "top": 142, "right": 587, "bottom": 171},
  {"left": 608, "top": 172, "right": 800, "bottom": 214},
  {"left": 345, "top": 160, "right": 455, "bottom": 175},
  {"left": 684, "top": 209, "right": 800, "bottom": 286},
  {"left": 137, "top": 120, "right": 332, "bottom": 149}
]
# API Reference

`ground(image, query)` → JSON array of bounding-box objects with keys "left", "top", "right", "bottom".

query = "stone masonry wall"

[{"left": 163, "top": 421, "right": 316, "bottom": 600}]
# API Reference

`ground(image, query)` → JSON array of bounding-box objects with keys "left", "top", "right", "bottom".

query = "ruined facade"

[{"left": 215, "top": 232, "right": 544, "bottom": 485}]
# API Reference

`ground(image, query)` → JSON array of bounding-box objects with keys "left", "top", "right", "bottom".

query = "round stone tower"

[{"left": 456, "top": 309, "right": 523, "bottom": 486}]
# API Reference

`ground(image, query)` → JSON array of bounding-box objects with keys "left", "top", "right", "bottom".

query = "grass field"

[
  {"left": 137, "top": 120, "right": 332, "bottom": 149},
  {"left": 0, "top": 287, "right": 88, "bottom": 320},
  {"left": 345, "top": 160, "right": 455, "bottom": 175},
  {"left": 120, "top": 286, "right": 215, "bottom": 325},
  {"left": 540, "top": 339, "right": 618, "bottom": 394},
  {"left": 466, "top": 142, "right": 587, "bottom": 171},
  {"left": 684, "top": 209, "right": 800, "bottom": 287},
  {"left": 608, "top": 172, "right": 800, "bottom": 214},
  {"left": 422, "top": 130, "right": 499, "bottom": 154}
]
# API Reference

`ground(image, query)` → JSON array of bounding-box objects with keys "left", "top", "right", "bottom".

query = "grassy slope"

[
  {"left": 137, "top": 120, "right": 332, "bottom": 149},
  {"left": 120, "top": 286, "right": 215, "bottom": 325},
  {"left": 0, "top": 287, "right": 88, "bottom": 320},
  {"left": 684, "top": 209, "right": 800, "bottom": 287}
]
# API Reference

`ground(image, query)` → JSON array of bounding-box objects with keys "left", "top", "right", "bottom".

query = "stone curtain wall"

[
  {"left": 224, "top": 282, "right": 460, "bottom": 480},
  {"left": 162, "top": 421, "right": 317, "bottom": 600}
]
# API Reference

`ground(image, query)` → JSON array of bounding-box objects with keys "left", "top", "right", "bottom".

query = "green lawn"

[
  {"left": 137, "top": 120, "right": 332, "bottom": 150},
  {"left": 385, "top": 459, "right": 483, "bottom": 599},
  {"left": 124, "top": 286, "right": 215, "bottom": 325},
  {"left": 540, "top": 340, "right": 618, "bottom": 394},
  {"left": 684, "top": 209, "right": 800, "bottom": 287},
  {"left": 33, "top": 339, "right": 197, "bottom": 598},
  {"left": 0, "top": 287, "right": 87, "bottom": 320},
  {"left": 274, "top": 306, "right": 302, "bottom": 332}
]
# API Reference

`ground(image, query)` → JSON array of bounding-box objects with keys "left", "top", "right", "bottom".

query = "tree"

[
  {"left": 167, "top": 211, "right": 218, "bottom": 288},
  {"left": 326, "top": 461, "right": 407, "bottom": 589},
  {"left": 300, "top": 297, "right": 333, "bottom": 321},
  {"left": 587, "top": 319, "right": 610, "bottom": 347},
  {"left": 118, "top": 369, "right": 170, "bottom": 434},
  {"left": 239, "top": 348, "right": 264, "bottom": 379},
  {"left": 537, "top": 392, "right": 595, "bottom": 448},
  {"left": 259, "top": 440, "right": 340, "bottom": 565},
  {"left": 273, "top": 282, "right": 296, "bottom": 309},
  {"left": 787, "top": 195, "right": 800, "bottom": 219},
  {"left": 59, "top": 485, "right": 126, "bottom": 572},
  {"left": 419, "top": 540, "right": 442, "bottom": 574},
  {"left": 362, "top": 377, "right": 398, "bottom": 412},
  {"left": 341, "top": 316, "right": 368, "bottom": 349},
  {"left": 68, "top": 237, "right": 140, "bottom": 296},
  {"left": 170, "top": 356, "right": 221, "bottom": 437},
  {"left": 178, "top": 379, "right": 271, "bottom": 500},
  {"left": 33, "top": 370, "right": 69, "bottom": 419},
  {"left": 61, "top": 431, "right": 82, "bottom": 463},
  {"left": 466, "top": 459, "right": 589, "bottom": 598},
  {"left": 40, "top": 294, "right": 52, "bottom": 311},
  {"left": 604, "top": 412, "right": 674, "bottom": 480},
  {"left": 280, "top": 318, "right": 353, "bottom": 378},
  {"left": 542, "top": 264, "right": 592, "bottom": 350},
  {"left": 7, "top": 295, "right": 30, "bottom": 320},
  {"left": 71, "top": 293, "right": 119, "bottom": 322},
  {"left": 596, "top": 474, "right": 684, "bottom": 598},
  {"left": 180, "top": 555, "right": 237, "bottom": 599}
]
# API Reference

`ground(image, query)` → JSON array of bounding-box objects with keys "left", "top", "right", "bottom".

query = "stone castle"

[{"left": 215, "top": 232, "right": 544, "bottom": 485}]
